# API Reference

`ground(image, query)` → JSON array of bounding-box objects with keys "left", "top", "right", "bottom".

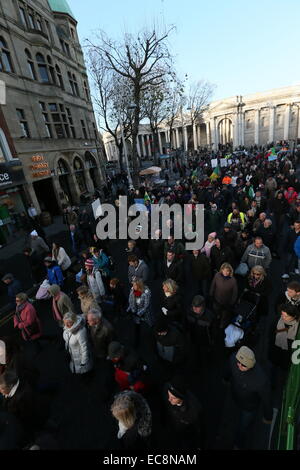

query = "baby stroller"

[{"left": 224, "top": 290, "right": 261, "bottom": 351}]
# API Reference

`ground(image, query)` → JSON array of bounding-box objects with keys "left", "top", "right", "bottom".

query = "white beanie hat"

[
  {"left": 0, "top": 340, "right": 6, "bottom": 365},
  {"left": 30, "top": 230, "right": 38, "bottom": 236}
]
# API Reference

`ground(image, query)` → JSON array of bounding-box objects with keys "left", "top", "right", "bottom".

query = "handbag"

[
  {"left": 36, "top": 279, "right": 51, "bottom": 300},
  {"left": 235, "top": 262, "right": 249, "bottom": 277}
]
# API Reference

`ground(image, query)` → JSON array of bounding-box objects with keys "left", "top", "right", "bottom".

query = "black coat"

[
  {"left": 161, "top": 293, "right": 183, "bottom": 324},
  {"left": 224, "top": 354, "right": 273, "bottom": 420},
  {"left": 210, "top": 245, "right": 235, "bottom": 272},
  {"left": 189, "top": 253, "right": 211, "bottom": 281},
  {"left": 148, "top": 239, "right": 164, "bottom": 259},
  {"left": 163, "top": 260, "right": 183, "bottom": 285},
  {"left": 155, "top": 325, "right": 185, "bottom": 364},
  {"left": 186, "top": 307, "right": 214, "bottom": 350}
]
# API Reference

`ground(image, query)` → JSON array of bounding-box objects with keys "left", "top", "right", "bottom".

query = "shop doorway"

[{"left": 33, "top": 178, "right": 60, "bottom": 215}]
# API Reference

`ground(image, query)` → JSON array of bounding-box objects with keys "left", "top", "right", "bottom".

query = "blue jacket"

[
  {"left": 47, "top": 264, "right": 64, "bottom": 286},
  {"left": 294, "top": 236, "right": 300, "bottom": 258},
  {"left": 92, "top": 252, "right": 111, "bottom": 277}
]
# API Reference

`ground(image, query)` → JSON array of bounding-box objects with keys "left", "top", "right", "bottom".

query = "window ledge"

[{"left": 27, "top": 28, "right": 49, "bottom": 40}]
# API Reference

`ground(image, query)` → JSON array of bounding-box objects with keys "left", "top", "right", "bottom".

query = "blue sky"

[{"left": 69, "top": 0, "right": 300, "bottom": 101}]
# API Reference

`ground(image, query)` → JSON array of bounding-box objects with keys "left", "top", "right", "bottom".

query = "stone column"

[
  {"left": 25, "top": 182, "right": 42, "bottom": 214},
  {"left": 69, "top": 172, "right": 81, "bottom": 204},
  {"left": 175, "top": 128, "right": 180, "bottom": 148},
  {"left": 206, "top": 122, "right": 210, "bottom": 146},
  {"left": 193, "top": 123, "right": 198, "bottom": 150},
  {"left": 84, "top": 169, "right": 95, "bottom": 193},
  {"left": 146, "top": 134, "right": 152, "bottom": 157},
  {"left": 240, "top": 112, "right": 245, "bottom": 146},
  {"left": 141, "top": 134, "right": 146, "bottom": 157},
  {"left": 233, "top": 113, "right": 239, "bottom": 148},
  {"left": 158, "top": 132, "right": 163, "bottom": 154},
  {"left": 284, "top": 104, "right": 291, "bottom": 140},
  {"left": 197, "top": 125, "right": 201, "bottom": 147},
  {"left": 297, "top": 106, "right": 300, "bottom": 142},
  {"left": 254, "top": 109, "right": 260, "bottom": 145},
  {"left": 183, "top": 126, "right": 188, "bottom": 152},
  {"left": 269, "top": 106, "right": 275, "bottom": 143}
]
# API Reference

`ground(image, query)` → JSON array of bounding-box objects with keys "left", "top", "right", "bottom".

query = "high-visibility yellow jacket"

[{"left": 227, "top": 212, "right": 246, "bottom": 227}]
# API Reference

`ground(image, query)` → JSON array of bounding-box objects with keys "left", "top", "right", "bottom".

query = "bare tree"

[
  {"left": 86, "top": 27, "right": 175, "bottom": 186},
  {"left": 88, "top": 50, "right": 135, "bottom": 171},
  {"left": 185, "top": 80, "right": 215, "bottom": 149}
]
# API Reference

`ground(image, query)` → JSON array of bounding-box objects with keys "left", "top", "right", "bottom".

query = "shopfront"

[{"left": 0, "top": 161, "right": 26, "bottom": 244}]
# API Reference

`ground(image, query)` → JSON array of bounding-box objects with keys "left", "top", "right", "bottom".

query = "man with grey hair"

[{"left": 86, "top": 308, "right": 114, "bottom": 359}]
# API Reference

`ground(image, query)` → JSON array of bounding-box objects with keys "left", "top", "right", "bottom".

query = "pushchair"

[{"left": 224, "top": 290, "right": 261, "bottom": 350}]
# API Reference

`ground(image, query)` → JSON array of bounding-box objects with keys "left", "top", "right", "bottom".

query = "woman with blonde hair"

[
  {"left": 244, "top": 265, "right": 271, "bottom": 317},
  {"left": 128, "top": 278, "right": 152, "bottom": 347},
  {"left": 76, "top": 285, "right": 99, "bottom": 319},
  {"left": 210, "top": 263, "right": 238, "bottom": 330},
  {"left": 63, "top": 311, "right": 93, "bottom": 376},
  {"left": 161, "top": 279, "right": 183, "bottom": 326},
  {"left": 111, "top": 390, "right": 152, "bottom": 450}
]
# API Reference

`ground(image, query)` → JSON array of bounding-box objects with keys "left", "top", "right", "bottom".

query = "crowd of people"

[{"left": 0, "top": 144, "right": 299, "bottom": 450}]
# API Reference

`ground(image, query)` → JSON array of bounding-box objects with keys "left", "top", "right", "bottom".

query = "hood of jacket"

[{"left": 65, "top": 315, "right": 84, "bottom": 334}]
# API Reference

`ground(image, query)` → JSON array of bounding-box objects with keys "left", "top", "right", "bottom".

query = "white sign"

[
  {"left": 211, "top": 159, "right": 218, "bottom": 168},
  {"left": 92, "top": 198, "right": 103, "bottom": 219},
  {"left": 220, "top": 159, "right": 228, "bottom": 167}
]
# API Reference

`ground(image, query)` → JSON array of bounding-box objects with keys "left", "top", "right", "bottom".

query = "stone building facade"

[
  {"left": 0, "top": 0, "right": 106, "bottom": 241},
  {"left": 104, "top": 85, "right": 300, "bottom": 162}
]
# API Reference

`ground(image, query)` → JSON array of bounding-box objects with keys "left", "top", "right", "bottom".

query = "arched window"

[
  {"left": 0, "top": 37, "right": 13, "bottom": 73},
  {"left": 55, "top": 65, "right": 64, "bottom": 89},
  {"left": 36, "top": 53, "right": 49, "bottom": 83},
  {"left": 74, "top": 157, "right": 83, "bottom": 171},
  {"left": 25, "top": 49, "right": 36, "bottom": 80},
  {"left": 68, "top": 72, "right": 79, "bottom": 97},
  {"left": 47, "top": 55, "right": 56, "bottom": 84},
  {"left": 57, "top": 159, "right": 69, "bottom": 175}
]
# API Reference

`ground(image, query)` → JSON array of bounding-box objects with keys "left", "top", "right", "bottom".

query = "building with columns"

[
  {"left": 104, "top": 84, "right": 300, "bottom": 162},
  {"left": 0, "top": 0, "right": 106, "bottom": 243}
]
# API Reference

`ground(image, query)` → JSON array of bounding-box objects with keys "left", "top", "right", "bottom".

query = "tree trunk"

[{"left": 131, "top": 92, "right": 141, "bottom": 187}]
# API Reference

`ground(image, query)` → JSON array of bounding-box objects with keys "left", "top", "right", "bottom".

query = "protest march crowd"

[{"left": 0, "top": 142, "right": 299, "bottom": 450}]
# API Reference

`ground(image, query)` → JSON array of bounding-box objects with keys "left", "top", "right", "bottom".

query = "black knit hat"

[
  {"left": 108, "top": 341, "right": 124, "bottom": 359},
  {"left": 192, "top": 295, "right": 205, "bottom": 308},
  {"left": 167, "top": 375, "right": 186, "bottom": 399}
]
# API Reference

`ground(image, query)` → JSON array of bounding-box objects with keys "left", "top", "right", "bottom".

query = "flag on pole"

[{"left": 210, "top": 165, "right": 221, "bottom": 181}]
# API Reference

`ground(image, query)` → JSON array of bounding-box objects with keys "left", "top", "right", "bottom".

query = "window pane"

[
  {"left": 52, "top": 113, "right": 60, "bottom": 122},
  {"left": 28, "top": 61, "right": 36, "bottom": 80},
  {"left": 39, "top": 102, "right": 45, "bottom": 111},
  {"left": 16, "top": 109, "right": 24, "bottom": 120},
  {"left": 54, "top": 124, "right": 64, "bottom": 138},
  {"left": 38, "top": 65, "right": 49, "bottom": 82},
  {"left": 49, "top": 103, "right": 57, "bottom": 112},
  {"left": 70, "top": 127, "right": 76, "bottom": 138},
  {"left": 36, "top": 19, "right": 42, "bottom": 31},
  {"left": 0, "top": 38, "right": 7, "bottom": 48},
  {"left": 19, "top": 8, "right": 27, "bottom": 25},
  {"left": 20, "top": 122, "right": 30, "bottom": 138},
  {"left": 2, "top": 52, "right": 12, "bottom": 72},
  {"left": 45, "top": 124, "right": 52, "bottom": 138},
  {"left": 28, "top": 14, "right": 35, "bottom": 29}
]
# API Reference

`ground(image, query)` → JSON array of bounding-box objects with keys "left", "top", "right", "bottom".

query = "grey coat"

[
  {"left": 128, "top": 287, "right": 153, "bottom": 326},
  {"left": 241, "top": 243, "right": 272, "bottom": 269},
  {"left": 89, "top": 317, "right": 114, "bottom": 358},
  {"left": 128, "top": 260, "right": 149, "bottom": 284}
]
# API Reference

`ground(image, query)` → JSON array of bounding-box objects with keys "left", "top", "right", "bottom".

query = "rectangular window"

[
  {"left": 45, "top": 20, "right": 52, "bottom": 41},
  {"left": 27, "top": 61, "right": 36, "bottom": 80},
  {"left": 92, "top": 122, "right": 98, "bottom": 140},
  {"left": 40, "top": 102, "right": 53, "bottom": 138},
  {"left": 54, "top": 124, "right": 64, "bottom": 139},
  {"left": 66, "top": 108, "right": 76, "bottom": 138},
  {"left": 19, "top": 7, "right": 27, "bottom": 26},
  {"left": 49, "top": 103, "right": 58, "bottom": 112},
  {"left": 16, "top": 109, "right": 30, "bottom": 138},
  {"left": 28, "top": 10, "right": 35, "bottom": 29},
  {"left": 81, "top": 120, "right": 88, "bottom": 139},
  {"left": 36, "top": 17, "right": 43, "bottom": 31}
]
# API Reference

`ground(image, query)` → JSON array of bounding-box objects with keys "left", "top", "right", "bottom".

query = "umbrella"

[{"left": 139, "top": 166, "right": 162, "bottom": 176}]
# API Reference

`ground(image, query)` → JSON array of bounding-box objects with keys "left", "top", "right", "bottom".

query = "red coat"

[
  {"left": 14, "top": 302, "right": 42, "bottom": 341},
  {"left": 284, "top": 188, "right": 298, "bottom": 205}
]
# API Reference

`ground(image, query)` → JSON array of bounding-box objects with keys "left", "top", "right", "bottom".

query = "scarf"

[
  {"left": 133, "top": 290, "right": 142, "bottom": 298},
  {"left": 201, "top": 240, "right": 215, "bottom": 257},
  {"left": 16, "top": 302, "right": 27, "bottom": 314},
  {"left": 285, "top": 291, "right": 300, "bottom": 306},
  {"left": 52, "top": 293, "right": 62, "bottom": 321},
  {"left": 275, "top": 317, "right": 299, "bottom": 350},
  {"left": 249, "top": 276, "right": 262, "bottom": 289}
]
